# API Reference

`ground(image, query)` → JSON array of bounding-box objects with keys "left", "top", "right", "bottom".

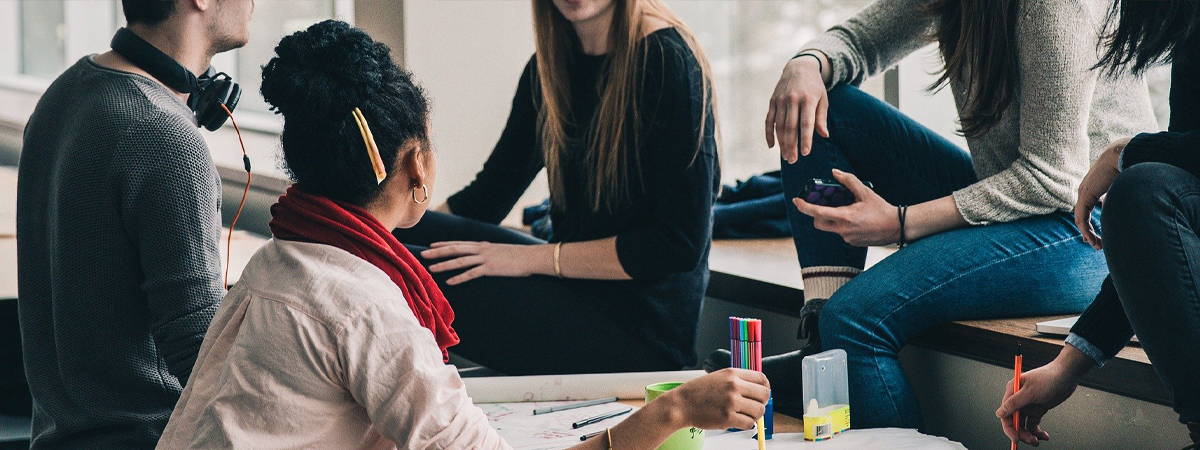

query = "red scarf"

[{"left": 269, "top": 186, "right": 459, "bottom": 361}]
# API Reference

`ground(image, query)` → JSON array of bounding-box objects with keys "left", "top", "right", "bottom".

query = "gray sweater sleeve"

[
  {"left": 113, "top": 111, "right": 224, "bottom": 386},
  {"left": 799, "top": 0, "right": 935, "bottom": 88},
  {"left": 950, "top": 0, "right": 1101, "bottom": 224}
]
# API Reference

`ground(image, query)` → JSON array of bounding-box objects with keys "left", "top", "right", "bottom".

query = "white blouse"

[{"left": 158, "top": 239, "right": 508, "bottom": 449}]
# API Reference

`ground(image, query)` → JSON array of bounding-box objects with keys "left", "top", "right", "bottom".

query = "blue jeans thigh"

[{"left": 818, "top": 212, "right": 1107, "bottom": 429}]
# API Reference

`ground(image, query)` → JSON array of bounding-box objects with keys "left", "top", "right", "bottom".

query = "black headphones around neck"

[{"left": 110, "top": 27, "right": 241, "bottom": 131}]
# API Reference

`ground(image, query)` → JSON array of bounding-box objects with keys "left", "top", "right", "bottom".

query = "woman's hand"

[
  {"left": 766, "top": 55, "right": 830, "bottom": 163},
  {"left": 1075, "top": 137, "right": 1131, "bottom": 250},
  {"left": 792, "top": 169, "right": 899, "bottom": 247},
  {"left": 661, "top": 368, "right": 772, "bottom": 431},
  {"left": 422, "top": 241, "right": 549, "bottom": 285},
  {"left": 996, "top": 346, "right": 1093, "bottom": 447}
]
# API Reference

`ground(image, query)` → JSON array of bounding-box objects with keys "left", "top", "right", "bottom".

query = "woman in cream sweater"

[{"left": 721, "top": 0, "right": 1159, "bottom": 429}]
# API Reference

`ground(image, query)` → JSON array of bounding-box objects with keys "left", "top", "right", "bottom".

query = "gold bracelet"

[
  {"left": 553, "top": 242, "right": 564, "bottom": 278},
  {"left": 606, "top": 427, "right": 613, "bottom": 449}
]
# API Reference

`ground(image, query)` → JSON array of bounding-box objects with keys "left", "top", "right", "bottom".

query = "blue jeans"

[{"left": 782, "top": 86, "right": 1109, "bottom": 428}]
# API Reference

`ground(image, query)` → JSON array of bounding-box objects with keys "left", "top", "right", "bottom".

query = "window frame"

[{"left": 0, "top": 0, "right": 355, "bottom": 186}]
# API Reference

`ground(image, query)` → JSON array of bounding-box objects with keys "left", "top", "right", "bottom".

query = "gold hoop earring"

[{"left": 412, "top": 184, "right": 430, "bottom": 204}]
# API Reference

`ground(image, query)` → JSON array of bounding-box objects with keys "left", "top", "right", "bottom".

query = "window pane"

[
  {"left": 673, "top": 0, "right": 874, "bottom": 182},
  {"left": 20, "top": 0, "right": 66, "bottom": 78},
  {"left": 233, "top": 0, "right": 336, "bottom": 114}
]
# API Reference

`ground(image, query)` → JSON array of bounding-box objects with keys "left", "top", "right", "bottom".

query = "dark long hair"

[
  {"left": 1095, "top": 0, "right": 1199, "bottom": 76},
  {"left": 926, "top": 0, "right": 1020, "bottom": 138}
]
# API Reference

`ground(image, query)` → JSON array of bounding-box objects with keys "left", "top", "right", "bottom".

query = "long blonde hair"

[{"left": 531, "top": 0, "right": 716, "bottom": 212}]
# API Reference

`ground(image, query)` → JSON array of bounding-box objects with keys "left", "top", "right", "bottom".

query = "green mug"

[{"left": 645, "top": 382, "right": 705, "bottom": 450}]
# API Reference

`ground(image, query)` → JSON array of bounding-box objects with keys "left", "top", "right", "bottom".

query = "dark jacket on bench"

[{"left": 1069, "top": 34, "right": 1200, "bottom": 363}]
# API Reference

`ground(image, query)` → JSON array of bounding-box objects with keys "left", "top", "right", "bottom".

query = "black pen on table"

[
  {"left": 579, "top": 430, "right": 605, "bottom": 441},
  {"left": 572, "top": 407, "right": 633, "bottom": 429}
]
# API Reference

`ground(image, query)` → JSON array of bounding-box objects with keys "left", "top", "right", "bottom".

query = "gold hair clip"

[{"left": 350, "top": 107, "right": 387, "bottom": 184}]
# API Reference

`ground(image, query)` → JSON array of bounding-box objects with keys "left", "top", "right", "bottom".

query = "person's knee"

[
  {"left": 818, "top": 289, "right": 874, "bottom": 346},
  {"left": 825, "top": 84, "right": 868, "bottom": 106},
  {"left": 824, "top": 85, "right": 877, "bottom": 120},
  {"left": 1104, "top": 163, "right": 1197, "bottom": 231}
]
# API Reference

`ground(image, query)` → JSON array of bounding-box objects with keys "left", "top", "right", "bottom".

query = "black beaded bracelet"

[{"left": 897, "top": 205, "right": 908, "bottom": 249}]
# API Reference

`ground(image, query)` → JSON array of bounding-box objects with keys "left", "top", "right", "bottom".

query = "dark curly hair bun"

[{"left": 261, "top": 19, "right": 430, "bottom": 205}]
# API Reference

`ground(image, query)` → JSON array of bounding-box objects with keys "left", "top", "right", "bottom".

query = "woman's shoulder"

[
  {"left": 643, "top": 27, "right": 692, "bottom": 59},
  {"left": 641, "top": 27, "right": 701, "bottom": 84},
  {"left": 239, "top": 239, "right": 418, "bottom": 332}
]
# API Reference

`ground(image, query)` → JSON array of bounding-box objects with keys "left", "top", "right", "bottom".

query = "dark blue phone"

[{"left": 800, "top": 178, "right": 874, "bottom": 207}]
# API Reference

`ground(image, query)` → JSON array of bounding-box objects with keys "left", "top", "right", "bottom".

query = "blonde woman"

[{"left": 394, "top": 0, "right": 718, "bottom": 375}]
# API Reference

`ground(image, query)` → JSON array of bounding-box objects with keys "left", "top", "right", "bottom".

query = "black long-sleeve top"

[
  {"left": 1069, "top": 32, "right": 1200, "bottom": 364},
  {"left": 446, "top": 28, "right": 719, "bottom": 366}
]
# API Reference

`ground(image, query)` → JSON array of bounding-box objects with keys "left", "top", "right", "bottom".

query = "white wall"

[{"left": 402, "top": 0, "right": 538, "bottom": 208}]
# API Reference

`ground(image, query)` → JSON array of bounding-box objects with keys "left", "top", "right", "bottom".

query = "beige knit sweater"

[{"left": 802, "top": 0, "right": 1158, "bottom": 224}]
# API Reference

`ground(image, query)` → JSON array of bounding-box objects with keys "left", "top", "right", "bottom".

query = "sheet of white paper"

[
  {"left": 479, "top": 401, "right": 638, "bottom": 450},
  {"left": 464, "top": 370, "right": 705, "bottom": 403},
  {"left": 704, "top": 428, "right": 965, "bottom": 449}
]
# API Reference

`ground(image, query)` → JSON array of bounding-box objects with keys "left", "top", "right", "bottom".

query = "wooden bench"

[{"left": 705, "top": 238, "right": 1169, "bottom": 406}]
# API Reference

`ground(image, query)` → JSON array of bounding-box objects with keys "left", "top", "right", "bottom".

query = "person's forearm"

[
  {"left": 570, "top": 396, "right": 683, "bottom": 450},
  {"left": 528, "top": 237, "right": 633, "bottom": 280},
  {"left": 902, "top": 195, "right": 969, "bottom": 241},
  {"left": 1054, "top": 343, "right": 1097, "bottom": 380},
  {"left": 795, "top": 50, "right": 833, "bottom": 87}
]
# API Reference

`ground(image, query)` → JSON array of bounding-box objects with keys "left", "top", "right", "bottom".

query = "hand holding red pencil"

[{"left": 996, "top": 350, "right": 1090, "bottom": 446}]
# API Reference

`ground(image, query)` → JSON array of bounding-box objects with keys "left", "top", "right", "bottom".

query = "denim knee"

[
  {"left": 825, "top": 85, "right": 883, "bottom": 123},
  {"left": 1104, "top": 162, "right": 1199, "bottom": 232},
  {"left": 818, "top": 287, "right": 881, "bottom": 350}
]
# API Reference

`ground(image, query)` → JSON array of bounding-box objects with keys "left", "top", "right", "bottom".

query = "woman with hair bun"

[{"left": 156, "top": 20, "right": 768, "bottom": 449}]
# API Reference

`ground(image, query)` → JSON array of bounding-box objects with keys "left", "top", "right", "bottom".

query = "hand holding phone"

[{"left": 800, "top": 178, "right": 874, "bottom": 207}]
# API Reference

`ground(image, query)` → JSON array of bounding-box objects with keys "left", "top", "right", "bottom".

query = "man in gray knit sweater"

[{"left": 16, "top": 0, "right": 253, "bottom": 448}]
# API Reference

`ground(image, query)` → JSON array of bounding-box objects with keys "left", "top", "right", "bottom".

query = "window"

[
  {"left": 18, "top": 0, "right": 68, "bottom": 78},
  {"left": 2, "top": 0, "right": 348, "bottom": 116},
  {"left": 0, "top": 0, "right": 352, "bottom": 179},
  {"left": 673, "top": 0, "right": 877, "bottom": 183},
  {"left": 230, "top": 0, "right": 339, "bottom": 114}
]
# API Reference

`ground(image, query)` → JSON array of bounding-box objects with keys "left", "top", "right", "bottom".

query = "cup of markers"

[{"left": 729, "top": 317, "right": 773, "bottom": 443}]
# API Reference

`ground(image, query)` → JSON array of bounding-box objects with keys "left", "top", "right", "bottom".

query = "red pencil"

[{"left": 1011, "top": 345, "right": 1023, "bottom": 450}]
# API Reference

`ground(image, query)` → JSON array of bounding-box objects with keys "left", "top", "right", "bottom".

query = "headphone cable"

[{"left": 218, "top": 102, "right": 252, "bottom": 289}]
